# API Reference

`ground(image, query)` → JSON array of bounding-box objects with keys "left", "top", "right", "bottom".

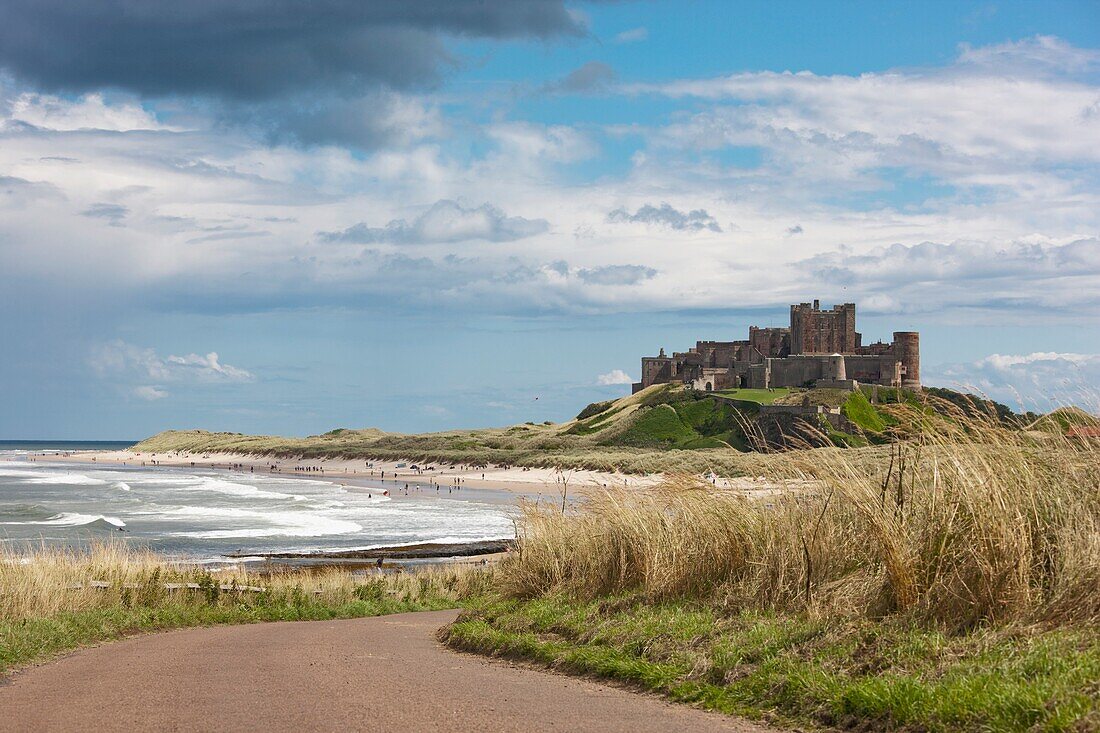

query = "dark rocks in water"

[{"left": 227, "top": 539, "right": 513, "bottom": 561}]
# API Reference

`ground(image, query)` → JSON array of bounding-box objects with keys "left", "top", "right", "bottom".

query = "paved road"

[{"left": 0, "top": 610, "right": 776, "bottom": 732}]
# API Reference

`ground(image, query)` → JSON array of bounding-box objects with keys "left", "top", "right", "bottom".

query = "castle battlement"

[{"left": 632, "top": 300, "right": 919, "bottom": 393}]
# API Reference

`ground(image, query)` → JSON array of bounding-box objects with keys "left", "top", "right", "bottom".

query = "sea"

[{"left": 0, "top": 441, "right": 516, "bottom": 565}]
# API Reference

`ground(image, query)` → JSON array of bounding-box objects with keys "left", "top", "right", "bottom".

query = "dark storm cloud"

[{"left": 0, "top": 1, "right": 590, "bottom": 100}]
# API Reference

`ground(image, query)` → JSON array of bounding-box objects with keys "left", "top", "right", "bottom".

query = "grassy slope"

[
  {"left": 134, "top": 385, "right": 772, "bottom": 474},
  {"left": 447, "top": 596, "right": 1099, "bottom": 732},
  {"left": 842, "top": 390, "right": 890, "bottom": 433},
  {"left": 606, "top": 396, "right": 750, "bottom": 450},
  {"left": 0, "top": 545, "right": 475, "bottom": 676},
  {"left": 133, "top": 384, "right": 1062, "bottom": 475}
]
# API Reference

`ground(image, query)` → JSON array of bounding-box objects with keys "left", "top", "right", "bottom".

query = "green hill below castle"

[{"left": 133, "top": 384, "right": 1060, "bottom": 476}]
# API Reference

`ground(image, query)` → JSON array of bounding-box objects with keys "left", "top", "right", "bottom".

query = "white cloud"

[
  {"left": 0, "top": 36, "right": 1097, "bottom": 331},
  {"left": 3, "top": 91, "right": 168, "bottom": 132},
  {"left": 487, "top": 121, "right": 597, "bottom": 164},
  {"left": 632, "top": 36, "right": 1100, "bottom": 186},
  {"left": 608, "top": 202, "right": 722, "bottom": 232},
  {"left": 597, "top": 369, "right": 634, "bottom": 385},
  {"left": 926, "top": 352, "right": 1100, "bottom": 413},
  {"left": 957, "top": 35, "right": 1100, "bottom": 74},
  {"left": 799, "top": 237, "right": 1100, "bottom": 315},
  {"left": 90, "top": 341, "right": 254, "bottom": 392},
  {"left": 320, "top": 199, "right": 549, "bottom": 244},
  {"left": 133, "top": 385, "right": 168, "bottom": 401},
  {"left": 613, "top": 27, "right": 648, "bottom": 44}
]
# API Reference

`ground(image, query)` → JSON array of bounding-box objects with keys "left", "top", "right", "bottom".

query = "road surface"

[{"left": 0, "top": 610, "right": 777, "bottom": 732}]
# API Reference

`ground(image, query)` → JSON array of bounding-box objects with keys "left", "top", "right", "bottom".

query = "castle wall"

[
  {"left": 844, "top": 355, "right": 886, "bottom": 384},
  {"left": 748, "top": 327, "right": 790, "bottom": 358},
  {"left": 767, "top": 355, "right": 830, "bottom": 387},
  {"left": 640, "top": 357, "right": 672, "bottom": 388},
  {"left": 690, "top": 368, "right": 733, "bottom": 392},
  {"left": 747, "top": 363, "right": 769, "bottom": 389},
  {"left": 695, "top": 341, "right": 743, "bottom": 368}
]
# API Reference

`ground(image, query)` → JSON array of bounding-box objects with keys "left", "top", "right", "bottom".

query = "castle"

[{"left": 633, "top": 300, "right": 919, "bottom": 394}]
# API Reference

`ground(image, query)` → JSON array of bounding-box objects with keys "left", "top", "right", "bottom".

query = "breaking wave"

[
  {"left": 171, "top": 506, "right": 361, "bottom": 539},
  {"left": 181, "top": 477, "right": 307, "bottom": 502},
  {"left": 0, "top": 512, "right": 126, "bottom": 529}
]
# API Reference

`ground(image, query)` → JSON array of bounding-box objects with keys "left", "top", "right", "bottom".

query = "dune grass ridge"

[
  {"left": 502, "top": 399, "right": 1099, "bottom": 627},
  {"left": 446, "top": 398, "right": 1100, "bottom": 730}
]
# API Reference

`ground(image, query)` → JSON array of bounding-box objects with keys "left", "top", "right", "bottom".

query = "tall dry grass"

[
  {"left": 0, "top": 543, "right": 490, "bottom": 622},
  {"left": 500, "top": 399, "right": 1100, "bottom": 629}
]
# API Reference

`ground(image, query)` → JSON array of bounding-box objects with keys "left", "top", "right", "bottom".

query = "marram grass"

[
  {"left": 448, "top": 401, "right": 1100, "bottom": 731},
  {"left": 0, "top": 543, "right": 490, "bottom": 674}
]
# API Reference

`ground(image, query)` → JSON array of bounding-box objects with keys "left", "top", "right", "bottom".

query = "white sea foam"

[
  {"left": 155, "top": 505, "right": 360, "bottom": 539},
  {"left": 0, "top": 459, "right": 512, "bottom": 553},
  {"left": 0, "top": 469, "right": 38, "bottom": 478},
  {"left": 175, "top": 515, "right": 361, "bottom": 539},
  {"left": 23, "top": 472, "right": 109, "bottom": 486},
  {"left": 0, "top": 466, "right": 113, "bottom": 486},
  {"left": 0, "top": 512, "right": 126, "bottom": 528},
  {"left": 183, "top": 477, "right": 306, "bottom": 502}
]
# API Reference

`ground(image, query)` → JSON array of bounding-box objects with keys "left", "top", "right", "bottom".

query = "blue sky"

[{"left": 1, "top": 0, "right": 1098, "bottom": 439}]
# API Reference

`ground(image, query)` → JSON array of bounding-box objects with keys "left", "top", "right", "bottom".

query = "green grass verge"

[
  {"left": 1, "top": 590, "right": 456, "bottom": 676},
  {"left": 445, "top": 595, "right": 1100, "bottom": 732},
  {"left": 714, "top": 388, "right": 792, "bottom": 405}
]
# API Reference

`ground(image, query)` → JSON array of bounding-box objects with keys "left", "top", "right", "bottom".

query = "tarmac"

[{"left": 0, "top": 609, "right": 779, "bottom": 732}]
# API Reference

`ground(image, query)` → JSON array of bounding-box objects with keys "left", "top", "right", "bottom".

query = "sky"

[{"left": 1, "top": 0, "right": 1098, "bottom": 439}]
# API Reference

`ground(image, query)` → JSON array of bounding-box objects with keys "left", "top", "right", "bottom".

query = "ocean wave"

[
  {"left": 113, "top": 482, "right": 131, "bottom": 491},
  {"left": 21, "top": 472, "right": 109, "bottom": 486},
  {"left": 157, "top": 504, "right": 360, "bottom": 539},
  {"left": 174, "top": 514, "right": 361, "bottom": 539},
  {"left": 0, "top": 512, "right": 126, "bottom": 529},
  {"left": 184, "top": 477, "right": 306, "bottom": 502},
  {"left": 0, "top": 466, "right": 112, "bottom": 486}
]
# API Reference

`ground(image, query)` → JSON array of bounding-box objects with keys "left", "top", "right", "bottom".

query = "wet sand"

[{"left": 229, "top": 539, "right": 513, "bottom": 563}]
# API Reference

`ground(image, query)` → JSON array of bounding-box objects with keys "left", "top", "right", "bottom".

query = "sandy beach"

[{"left": 43, "top": 448, "right": 800, "bottom": 496}]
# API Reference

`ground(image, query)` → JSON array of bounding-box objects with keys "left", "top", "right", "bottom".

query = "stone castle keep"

[{"left": 633, "top": 300, "right": 920, "bottom": 393}]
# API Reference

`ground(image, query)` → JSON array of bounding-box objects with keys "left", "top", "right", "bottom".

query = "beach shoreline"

[
  {"left": 12, "top": 449, "right": 805, "bottom": 566},
  {"left": 41, "top": 448, "right": 789, "bottom": 495},
  {"left": 43, "top": 448, "right": 665, "bottom": 495}
]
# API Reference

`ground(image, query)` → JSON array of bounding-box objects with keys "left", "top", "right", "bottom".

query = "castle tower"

[
  {"left": 828, "top": 353, "right": 847, "bottom": 381},
  {"left": 893, "top": 332, "right": 920, "bottom": 389},
  {"left": 790, "top": 301, "right": 858, "bottom": 354}
]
